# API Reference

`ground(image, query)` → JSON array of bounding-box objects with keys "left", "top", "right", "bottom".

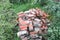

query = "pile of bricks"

[{"left": 17, "top": 8, "right": 50, "bottom": 40}]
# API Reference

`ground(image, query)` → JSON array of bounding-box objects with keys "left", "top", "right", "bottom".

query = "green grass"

[{"left": 12, "top": 3, "right": 42, "bottom": 13}]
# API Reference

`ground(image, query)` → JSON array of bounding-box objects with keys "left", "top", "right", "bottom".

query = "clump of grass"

[{"left": 12, "top": 3, "right": 41, "bottom": 13}]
